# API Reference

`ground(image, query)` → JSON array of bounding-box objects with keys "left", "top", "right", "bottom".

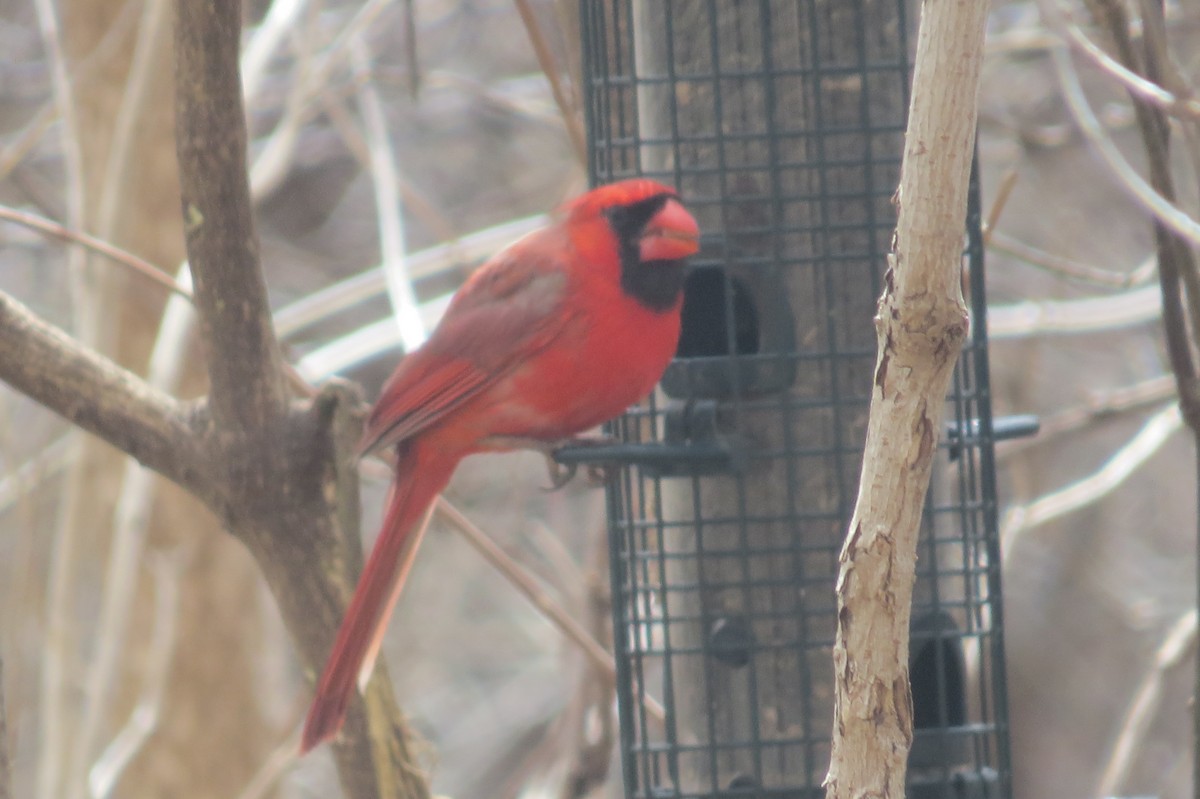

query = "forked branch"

[{"left": 0, "top": 290, "right": 211, "bottom": 503}]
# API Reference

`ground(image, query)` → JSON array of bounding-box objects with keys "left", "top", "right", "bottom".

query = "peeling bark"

[{"left": 823, "top": 1, "right": 988, "bottom": 797}]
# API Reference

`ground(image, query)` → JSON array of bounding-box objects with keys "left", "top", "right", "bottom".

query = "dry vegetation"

[{"left": 0, "top": 1, "right": 1196, "bottom": 798}]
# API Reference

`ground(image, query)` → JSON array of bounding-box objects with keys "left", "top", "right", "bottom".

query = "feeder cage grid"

[{"left": 579, "top": 3, "right": 1013, "bottom": 799}]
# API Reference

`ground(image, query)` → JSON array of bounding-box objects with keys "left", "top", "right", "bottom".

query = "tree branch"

[
  {"left": 1082, "top": 3, "right": 1200, "bottom": 792},
  {"left": 0, "top": 1, "right": 429, "bottom": 795},
  {"left": 0, "top": 290, "right": 212, "bottom": 504},
  {"left": 174, "top": 0, "right": 286, "bottom": 432},
  {"left": 1083, "top": 0, "right": 1200, "bottom": 428},
  {"left": 824, "top": 0, "right": 985, "bottom": 796},
  {"left": 172, "top": 4, "right": 427, "bottom": 796}
]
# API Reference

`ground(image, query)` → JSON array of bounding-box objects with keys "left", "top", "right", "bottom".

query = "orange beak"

[{"left": 638, "top": 198, "right": 701, "bottom": 262}]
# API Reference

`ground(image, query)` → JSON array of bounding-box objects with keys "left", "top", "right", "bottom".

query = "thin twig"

[
  {"left": 1093, "top": 609, "right": 1198, "bottom": 798},
  {"left": 249, "top": 17, "right": 316, "bottom": 199},
  {"left": 86, "top": 554, "right": 182, "bottom": 799},
  {"left": 0, "top": 215, "right": 314, "bottom": 399},
  {"left": 314, "top": 84, "right": 459, "bottom": 243},
  {"left": 1114, "top": 6, "right": 1200, "bottom": 787},
  {"left": 92, "top": 0, "right": 171, "bottom": 269},
  {"left": 274, "top": 214, "right": 546, "bottom": 337},
  {"left": 1000, "top": 402, "right": 1183, "bottom": 560},
  {"left": 1119, "top": 0, "right": 1200, "bottom": 424},
  {"left": 989, "top": 231, "right": 1156, "bottom": 288},
  {"left": 980, "top": 167, "right": 1019, "bottom": 245},
  {"left": 0, "top": 205, "right": 188, "bottom": 300},
  {"left": 32, "top": 0, "right": 91, "bottom": 792},
  {"left": 241, "top": 0, "right": 312, "bottom": 106},
  {"left": 996, "top": 374, "right": 1177, "bottom": 460},
  {"left": 987, "top": 284, "right": 1161, "bottom": 340},
  {"left": 434, "top": 496, "right": 667, "bottom": 724},
  {"left": 0, "top": 104, "right": 57, "bottom": 185},
  {"left": 250, "top": 0, "right": 394, "bottom": 197},
  {"left": 528, "top": 521, "right": 587, "bottom": 593},
  {"left": 351, "top": 37, "right": 426, "bottom": 352},
  {"left": 235, "top": 729, "right": 302, "bottom": 799},
  {"left": 435, "top": 497, "right": 614, "bottom": 678},
  {"left": 0, "top": 436, "right": 73, "bottom": 515},
  {"left": 1049, "top": 40, "right": 1200, "bottom": 247},
  {"left": 1044, "top": 4, "right": 1200, "bottom": 119},
  {"left": 512, "top": 0, "right": 588, "bottom": 166},
  {"left": 72, "top": 266, "right": 196, "bottom": 799},
  {"left": 552, "top": 0, "right": 585, "bottom": 131}
]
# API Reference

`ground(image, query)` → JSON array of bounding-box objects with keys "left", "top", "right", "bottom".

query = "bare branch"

[
  {"left": 989, "top": 231, "right": 1156, "bottom": 288},
  {"left": 175, "top": 0, "right": 287, "bottom": 432},
  {"left": 73, "top": 269, "right": 196, "bottom": 799},
  {"left": 0, "top": 205, "right": 188, "bottom": 300},
  {"left": 824, "top": 0, "right": 984, "bottom": 795},
  {"left": 241, "top": 0, "right": 312, "bottom": 106},
  {"left": 1048, "top": 33, "right": 1200, "bottom": 248},
  {"left": 1039, "top": 1, "right": 1200, "bottom": 120},
  {"left": 352, "top": 37, "right": 426, "bottom": 352},
  {"left": 1000, "top": 402, "right": 1182, "bottom": 559},
  {"left": 236, "top": 732, "right": 301, "bottom": 799},
  {"left": 33, "top": 0, "right": 89, "bottom": 787},
  {"left": 432, "top": 497, "right": 669, "bottom": 724},
  {"left": 171, "top": 5, "right": 427, "bottom": 796},
  {"left": 513, "top": 0, "right": 587, "bottom": 166},
  {"left": 435, "top": 498, "right": 615, "bottom": 680},
  {"left": 274, "top": 214, "right": 546, "bottom": 337},
  {"left": 1106, "top": 0, "right": 1200, "bottom": 431},
  {"left": 1080, "top": 10, "right": 1200, "bottom": 784},
  {"left": 996, "top": 374, "right": 1176, "bottom": 459},
  {"left": 1094, "top": 609, "right": 1198, "bottom": 798},
  {"left": 87, "top": 554, "right": 182, "bottom": 799},
  {"left": 93, "top": 0, "right": 172, "bottom": 260},
  {"left": 249, "top": 0, "right": 393, "bottom": 197},
  {"left": 980, "top": 167, "right": 1018, "bottom": 244},
  {"left": 988, "top": 284, "right": 1161, "bottom": 340},
  {"left": 0, "top": 290, "right": 212, "bottom": 503}
]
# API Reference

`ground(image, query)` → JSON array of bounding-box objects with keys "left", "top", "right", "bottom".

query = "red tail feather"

[{"left": 301, "top": 442, "right": 461, "bottom": 752}]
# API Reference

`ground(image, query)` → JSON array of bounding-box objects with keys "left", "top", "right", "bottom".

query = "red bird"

[{"left": 301, "top": 179, "right": 700, "bottom": 752}]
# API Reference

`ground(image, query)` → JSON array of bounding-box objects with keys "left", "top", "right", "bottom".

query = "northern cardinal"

[{"left": 301, "top": 179, "right": 700, "bottom": 752}]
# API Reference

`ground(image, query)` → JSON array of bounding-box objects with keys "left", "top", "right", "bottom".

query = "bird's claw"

[
  {"left": 543, "top": 456, "right": 579, "bottom": 491},
  {"left": 540, "top": 434, "right": 619, "bottom": 491},
  {"left": 584, "top": 462, "right": 616, "bottom": 486}
]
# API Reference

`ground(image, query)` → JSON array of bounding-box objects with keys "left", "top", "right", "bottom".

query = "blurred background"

[{"left": 0, "top": 0, "right": 1195, "bottom": 797}]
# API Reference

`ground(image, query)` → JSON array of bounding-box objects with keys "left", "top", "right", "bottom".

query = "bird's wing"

[{"left": 358, "top": 235, "right": 575, "bottom": 455}]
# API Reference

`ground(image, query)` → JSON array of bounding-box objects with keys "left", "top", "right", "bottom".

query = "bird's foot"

[
  {"left": 544, "top": 456, "right": 578, "bottom": 491},
  {"left": 543, "top": 434, "right": 620, "bottom": 490},
  {"left": 479, "top": 434, "right": 619, "bottom": 490}
]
